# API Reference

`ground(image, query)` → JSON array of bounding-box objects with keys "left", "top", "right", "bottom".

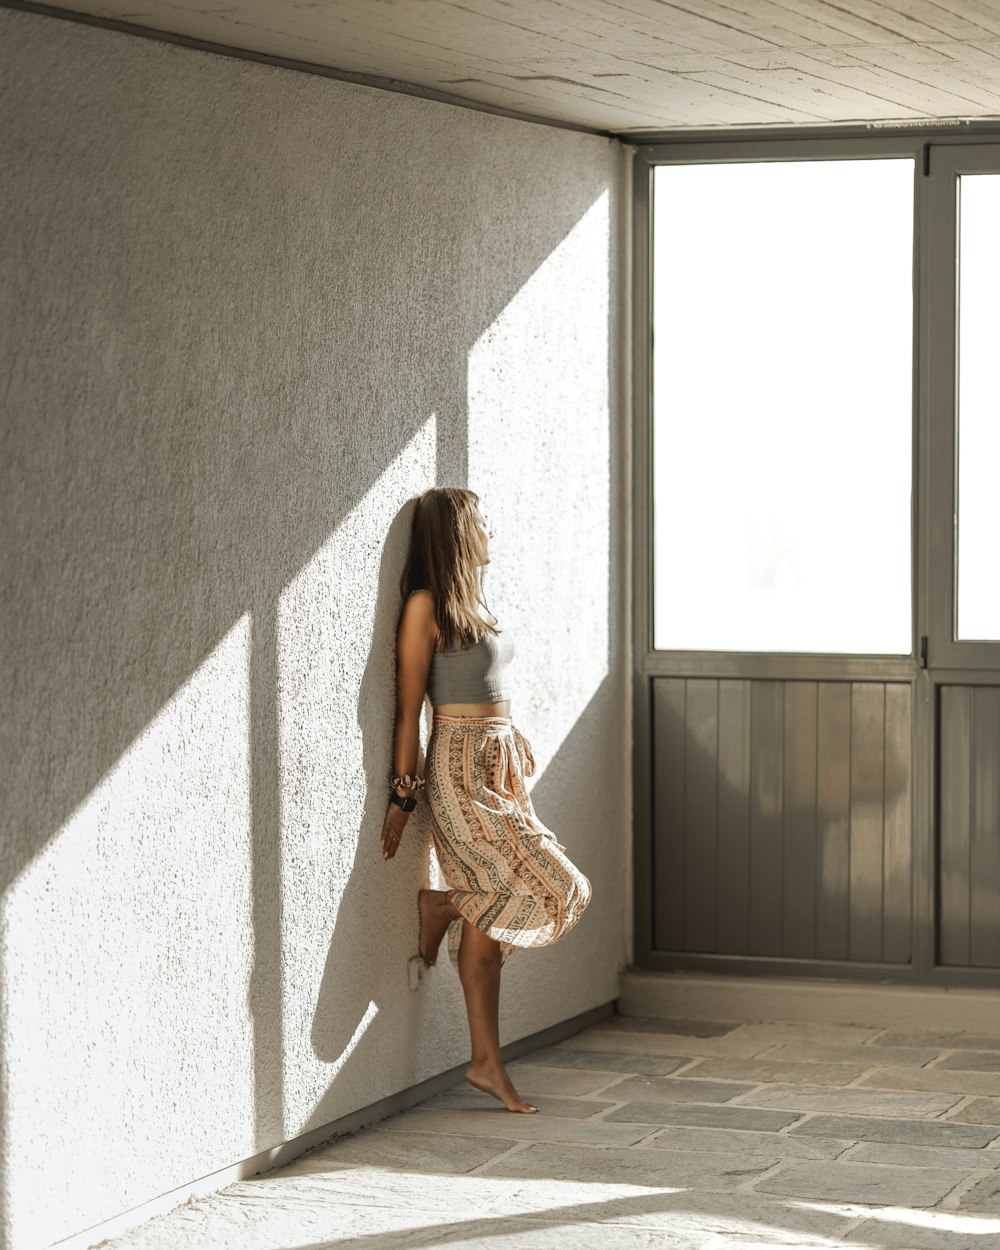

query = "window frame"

[{"left": 631, "top": 126, "right": 1000, "bottom": 979}]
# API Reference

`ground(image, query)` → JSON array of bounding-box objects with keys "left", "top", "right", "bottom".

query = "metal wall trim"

[
  {"left": 622, "top": 122, "right": 1000, "bottom": 148},
  {"left": 640, "top": 656, "right": 917, "bottom": 681},
  {"left": 636, "top": 135, "right": 927, "bottom": 166},
  {"left": 631, "top": 150, "right": 655, "bottom": 967}
]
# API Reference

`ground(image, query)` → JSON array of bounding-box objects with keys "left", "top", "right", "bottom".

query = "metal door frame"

[{"left": 632, "top": 126, "right": 1000, "bottom": 986}]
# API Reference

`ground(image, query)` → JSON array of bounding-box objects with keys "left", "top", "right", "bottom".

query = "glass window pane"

[
  {"left": 652, "top": 160, "right": 913, "bottom": 654},
  {"left": 957, "top": 173, "right": 1000, "bottom": 641}
]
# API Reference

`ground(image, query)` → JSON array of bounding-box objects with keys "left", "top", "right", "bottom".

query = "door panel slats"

[
  {"left": 716, "top": 679, "right": 751, "bottom": 954},
  {"left": 749, "top": 681, "right": 785, "bottom": 957},
  {"left": 651, "top": 677, "right": 912, "bottom": 963},
  {"left": 939, "top": 686, "right": 973, "bottom": 965},
  {"left": 783, "top": 681, "right": 819, "bottom": 960},
  {"left": 816, "top": 682, "right": 852, "bottom": 961},
  {"left": 939, "top": 686, "right": 1000, "bottom": 968},
  {"left": 849, "top": 683, "right": 887, "bottom": 963},
  {"left": 883, "top": 683, "right": 914, "bottom": 964}
]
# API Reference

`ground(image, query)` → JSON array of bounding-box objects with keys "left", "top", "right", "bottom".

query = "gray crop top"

[{"left": 426, "top": 613, "right": 514, "bottom": 705}]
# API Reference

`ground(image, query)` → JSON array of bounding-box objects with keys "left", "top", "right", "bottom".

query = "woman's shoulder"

[
  {"left": 402, "top": 588, "right": 436, "bottom": 620},
  {"left": 400, "top": 589, "right": 441, "bottom": 647}
]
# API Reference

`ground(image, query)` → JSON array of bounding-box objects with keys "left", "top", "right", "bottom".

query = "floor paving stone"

[
  {"left": 859, "top": 1065, "right": 1000, "bottom": 1097},
  {"left": 956, "top": 1172, "right": 1000, "bottom": 1212},
  {"left": 560, "top": 1027, "right": 778, "bottom": 1059},
  {"left": 303, "top": 1126, "right": 519, "bottom": 1173},
  {"left": 262, "top": 1166, "right": 623, "bottom": 1216},
  {"left": 385, "top": 1106, "right": 657, "bottom": 1146},
  {"left": 939, "top": 1051, "right": 1000, "bottom": 1072},
  {"left": 755, "top": 1159, "right": 969, "bottom": 1206},
  {"left": 527, "top": 1044, "right": 693, "bottom": 1076},
  {"left": 598, "top": 1074, "right": 757, "bottom": 1104},
  {"left": 589, "top": 1022, "right": 884, "bottom": 1061},
  {"left": 604, "top": 1101, "right": 801, "bottom": 1131},
  {"left": 90, "top": 1013, "right": 1000, "bottom": 1250},
  {"left": 789, "top": 1113, "right": 1000, "bottom": 1147},
  {"left": 878, "top": 1032, "right": 1000, "bottom": 1051},
  {"left": 733, "top": 1022, "right": 886, "bottom": 1047},
  {"left": 601, "top": 1190, "right": 857, "bottom": 1240},
  {"left": 602, "top": 1017, "right": 738, "bottom": 1037},
  {"left": 421, "top": 1088, "right": 619, "bottom": 1118},
  {"left": 272, "top": 1210, "right": 671, "bottom": 1249},
  {"left": 503, "top": 1060, "right": 628, "bottom": 1095},
  {"left": 946, "top": 1098, "right": 1000, "bottom": 1126},
  {"left": 758, "top": 1041, "right": 943, "bottom": 1067},
  {"left": 736, "top": 1084, "right": 962, "bottom": 1118},
  {"left": 844, "top": 1209, "right": 1000, "bottom": 1248},
  {"left": 642, "top": 1125, "right": 853, "bottom": 1158},
  {"left": 681, "top": 1056, "right": 869, "bottom": 1086},
  {"left": 479, "top": 1140, "right": 781, "bottom": 1189},
  {"left": 386, "top": 1183, "right": 859, "bottom": 1243},
  {"left": 847, "top": 1140, "right": 1000, "bottom": 1169}
]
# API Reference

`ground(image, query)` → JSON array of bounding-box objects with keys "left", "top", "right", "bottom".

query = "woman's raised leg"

[
  {"left": 458, "top": 921, "right": 537, "bottom": 1114},
  {"left": 418, "top": 888, "right": 462, "bottom": 967}
]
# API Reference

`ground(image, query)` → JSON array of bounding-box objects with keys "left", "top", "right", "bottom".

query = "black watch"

[{"left": 388, "top": 790, "right": 417, "bottom": 813}]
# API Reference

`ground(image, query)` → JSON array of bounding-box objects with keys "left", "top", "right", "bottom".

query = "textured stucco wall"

[{"left": 0, "top": 10, "right": 629, "bottom": 1250}]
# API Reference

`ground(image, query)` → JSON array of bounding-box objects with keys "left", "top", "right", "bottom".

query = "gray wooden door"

[
  {"left": 633, "top": 134, "right": 1000, "bottom": 987},
  {"left": 924, "top": 145, "right": 1000, "bottom": 979}
]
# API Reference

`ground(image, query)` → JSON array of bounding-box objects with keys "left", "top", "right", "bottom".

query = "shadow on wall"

[
  {"left": 306, "top": 183, "right": 626, "bottom": 1133},
  {"left": 0, "top": 22, "right": 620, "bottom": 1241},
  {"left": 306, "top": 575, "right": 622, "bottom": 1139},
  {"left": 306, "top": 503, "right": 424, "bottom": 1097}
]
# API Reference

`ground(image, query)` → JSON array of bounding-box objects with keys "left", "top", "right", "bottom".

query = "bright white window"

[
  {"left": 652, "top": 159, "right": 913, "bottom": 654},
  {"left": 956, "top": 173, "right": 1000, "bottom": 641}
]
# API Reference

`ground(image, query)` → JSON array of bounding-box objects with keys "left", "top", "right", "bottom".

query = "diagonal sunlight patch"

[
  {"left": 467, "top": 192, "right": 611, "bottom": 768},
  {"left": 275, "top": 414, "right": 435, "bottom": 1122},
  {"left": 242, "top": 1167, "right": 855, "bottom": 1247},
  {"left": 801, "top": 1199, "right": 1000, "bottom": 1236},
  {"left": 3, "top": 615, "right": 254, "bottom": 1236},
  {"left": 329, "top": 999, "right": 379, "bottom": 1079}
]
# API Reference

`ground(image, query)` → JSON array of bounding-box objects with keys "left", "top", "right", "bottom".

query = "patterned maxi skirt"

[{"left": 425, "top": 713, "right": 592, "bottom": 968}]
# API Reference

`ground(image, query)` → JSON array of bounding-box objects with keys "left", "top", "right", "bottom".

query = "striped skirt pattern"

[{"left": 425, "top": 713, "right": 592, "bottom": 968}]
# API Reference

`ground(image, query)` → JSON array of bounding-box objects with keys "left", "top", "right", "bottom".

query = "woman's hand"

[{"left": 381, "top": 800, "right": 410, "bottom": 861}]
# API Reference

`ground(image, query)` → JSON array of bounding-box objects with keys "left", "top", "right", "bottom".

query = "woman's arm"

[
  {"left": 382, "top": 590, "right": 437, "bottom": 860},
  {"left": 393, "top": 590, "right": 437, "bottom": 788}
]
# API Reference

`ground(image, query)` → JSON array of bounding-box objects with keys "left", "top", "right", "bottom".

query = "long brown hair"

[{"left": 399, "top": 487, "right": 498, "bottom": 652}]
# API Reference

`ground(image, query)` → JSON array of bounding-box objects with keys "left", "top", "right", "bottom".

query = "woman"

[{"left": 380, "top": 487, "right": 592, "bottom": 1115}]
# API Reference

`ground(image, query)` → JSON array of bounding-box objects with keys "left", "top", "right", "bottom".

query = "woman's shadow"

[{"left": 302, "top": 499, "right": 442, "bottom": 1131}]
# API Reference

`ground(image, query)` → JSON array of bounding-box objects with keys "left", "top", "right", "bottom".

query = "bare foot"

[
  {"left": 418, "top": 889, "right": 457, "bottom": 967},
  {"left": 466, "top": 1061, "right": 539, "bottom": 1113}
]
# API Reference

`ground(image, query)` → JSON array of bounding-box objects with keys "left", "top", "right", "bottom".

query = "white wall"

[{"left": 0, "top": 10, "right": 629, "bottom": 1250}]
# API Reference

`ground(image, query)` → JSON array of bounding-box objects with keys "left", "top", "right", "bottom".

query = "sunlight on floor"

[
  {"left": 805, "top": 1197, "right": 1000, "bottom": 1236},
  {"left": 87, "top": 1012, "right": 1000, "bottom": 1249}
]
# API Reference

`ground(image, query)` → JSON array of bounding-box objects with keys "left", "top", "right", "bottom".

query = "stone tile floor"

[{"left": 99, "top": 1015, "right": 1000, "bottom": 1249}]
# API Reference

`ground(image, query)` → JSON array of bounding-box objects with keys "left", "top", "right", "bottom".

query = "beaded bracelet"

[{"left": 389, "top": 773, "right": 425, "bottom": 792}]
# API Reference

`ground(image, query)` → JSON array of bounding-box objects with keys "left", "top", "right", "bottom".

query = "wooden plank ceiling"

[{"left": 37, "top": 0, "right": 1000, "bottom": 132}]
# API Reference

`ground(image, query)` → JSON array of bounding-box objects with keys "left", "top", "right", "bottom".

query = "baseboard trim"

[
  {"left": 620, "top": 969, "right": 1000, "bottom": 1031},
  {"left": 50, "top": 1000, "right": 615, "bottom": 1250}
]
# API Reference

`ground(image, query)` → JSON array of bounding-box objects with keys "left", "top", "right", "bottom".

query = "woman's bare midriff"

[{"left": 433, "top": 700, "right": 511, "bottom": 719}]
